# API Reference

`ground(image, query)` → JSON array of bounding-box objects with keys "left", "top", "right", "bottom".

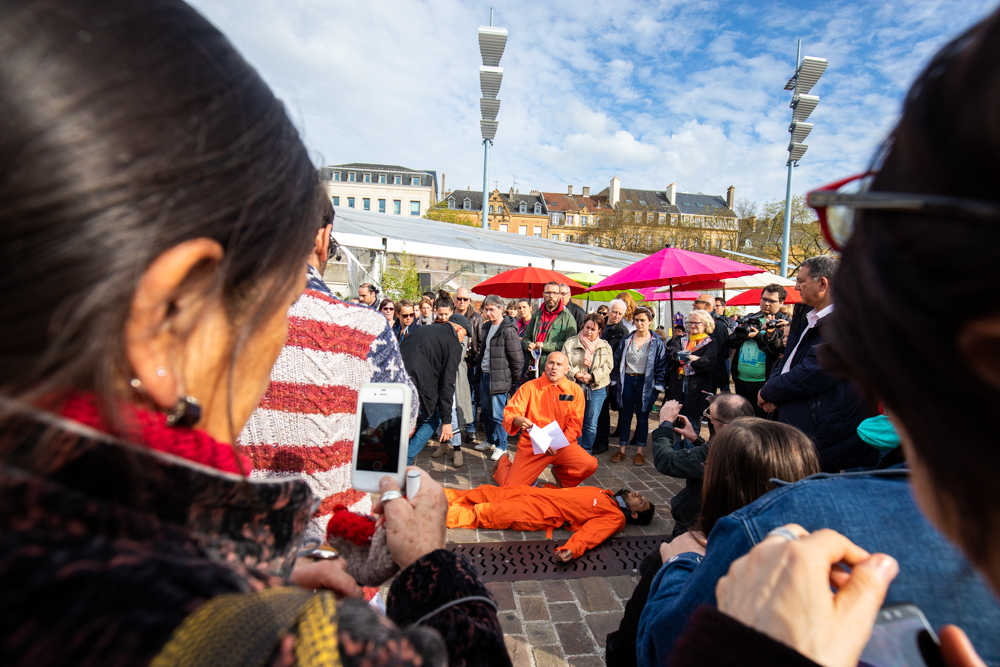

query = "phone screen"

[
  {"left": 860, "top": 613, "right": 937, "bottom": 667},
  {"left": 357, "top": 401, "right": 403, "bottom": 473}
]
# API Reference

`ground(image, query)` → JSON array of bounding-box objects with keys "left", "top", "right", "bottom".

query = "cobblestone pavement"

[{"left": 384, "top": 413, "right": 695, "bottom": 667}]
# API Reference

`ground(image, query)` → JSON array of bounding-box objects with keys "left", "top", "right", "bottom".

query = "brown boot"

[{"left": 452, "top": 448, "right": 464, "bottom": 467}]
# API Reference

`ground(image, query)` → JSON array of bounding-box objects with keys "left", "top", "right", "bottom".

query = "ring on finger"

[
  {"left": 380, "top": 490, "right": 403, "bottom": 503},
  {"left": 766, "top": 526, "right": 801, "bottom": 542}
]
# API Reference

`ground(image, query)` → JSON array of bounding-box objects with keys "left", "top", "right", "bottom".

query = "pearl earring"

[{"left": 156, "top": 366, "right": 167, "bottom": 377}]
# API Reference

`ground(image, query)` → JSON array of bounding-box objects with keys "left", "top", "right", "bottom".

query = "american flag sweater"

[{"left": 239, "top": 265, "right": 418, "bottom": 539}]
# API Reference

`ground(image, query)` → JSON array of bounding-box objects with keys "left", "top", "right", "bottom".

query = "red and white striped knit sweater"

[{"left": 239, "top": 266, "right": 418, "bottom": 540}]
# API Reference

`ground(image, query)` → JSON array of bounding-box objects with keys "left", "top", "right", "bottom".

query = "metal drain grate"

[{"left": 448, "top": 534, "right": 669, "bottom": 582}]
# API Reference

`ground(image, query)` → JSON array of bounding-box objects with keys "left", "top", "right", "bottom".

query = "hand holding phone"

[
  {"left": 860, "top": 604, "right": 945, "bottom": 667},
  {"left": 352, "top": 383, "right": 412, "bottom": 493}
]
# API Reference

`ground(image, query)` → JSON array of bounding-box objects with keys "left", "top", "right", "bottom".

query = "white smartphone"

[{"left": 351, "top": 382, "right": 412, "bottom": 493}]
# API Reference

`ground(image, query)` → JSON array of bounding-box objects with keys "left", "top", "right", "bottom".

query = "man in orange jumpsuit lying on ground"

[
  {"left": 495, "top": 351, "right": 598, "bottom": 487},
  {"left": 445, "top": 485, "right": 655, "bottom": 560}
]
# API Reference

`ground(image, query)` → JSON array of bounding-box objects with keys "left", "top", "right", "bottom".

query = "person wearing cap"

[{"left": 399, "top": 296, "right": 471, "bottom": 464}]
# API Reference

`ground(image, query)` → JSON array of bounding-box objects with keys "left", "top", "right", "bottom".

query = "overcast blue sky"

[{"left": 188, "top": 0, "right": 997, "bottom": 205}]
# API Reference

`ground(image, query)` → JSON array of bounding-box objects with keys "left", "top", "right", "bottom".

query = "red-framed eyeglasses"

[{"left": 808, "top": 172, "right": 1000, "bottom": 251}]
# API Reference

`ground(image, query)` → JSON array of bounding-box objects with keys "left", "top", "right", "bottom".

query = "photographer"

[{"left": 728, "top": 284, "right": 790, "bottom": 416}]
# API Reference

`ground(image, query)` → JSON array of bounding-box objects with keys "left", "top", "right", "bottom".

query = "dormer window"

[
  {"left": 363, "top": 173, "right": 371, "bottom": 183},
  {"left": 411, "top": 177, "right": 420, "bottom": 186},
  {"left": 519, "top": 202, "right": 526, "bottom": 214},
  {"left": 394, "top": 175, "right": 401, "bottom": 185},
  {"left": 533, "top": 203, "right": 541, "bottom": 214},
  {"left": 333, "top": 172, "right": 341, "bottom": 182},
  {"left": 348, "top": 172, "right": 356, "bottom": 182},
  {"left": 639, "top": 200, "right": 646, "bottom": 205},
  {"left": 448, "top": 198, "right": 455, "bottom": 209},
  {"left": 625, "top": 199, "right": 632, "bottom": 204},
  {"left": 463, "top": 198, "right": 471, "bottom": 211},
  {"left": 379, "top": 174, "right": 386, "bottom": 184}
]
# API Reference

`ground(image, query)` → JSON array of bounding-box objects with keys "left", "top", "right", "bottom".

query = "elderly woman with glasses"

[{"left": 667, "top": 309, "right": 718, "bottom": 440}]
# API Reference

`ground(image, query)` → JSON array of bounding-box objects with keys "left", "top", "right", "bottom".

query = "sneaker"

[
  {"left": 474, "top": 442, "right": 493, "bottom": 451},
  {"left": 452, "top": 449, "right": 464, "bottom": 467},
  {"left": 490, "top": 448, "right": 507, "bottom": 461},
  {"left": 430, "top": 440, "right": 450, "bottom": 458}
]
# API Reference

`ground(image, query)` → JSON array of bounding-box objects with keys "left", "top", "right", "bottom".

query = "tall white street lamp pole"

[
  {"left": 780, "top": 42, "right": 827, "bottom": 277},
  {"left": 479, "top": 10, "right": 507, "bottom": 230}
]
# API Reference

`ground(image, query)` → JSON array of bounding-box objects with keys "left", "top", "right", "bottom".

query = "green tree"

[
  {"left": 424, "top": 200, "right": 479, "bottom": 227},
  {"left": 736, "top": 195, "right": 828, "bottom": 274},
  {"left": 381, "top": 251, "right": 422, "bottom": 302}
]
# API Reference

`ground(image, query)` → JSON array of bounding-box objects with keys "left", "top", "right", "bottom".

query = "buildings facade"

[
  {"left": 540, "top": 186, "right": 613, "bottom": 243},
  {"left": 441, "top": 188, "right": 550, "bottom": 238},
  {"left": 320, "top": 163, "right": 438, "bottom": 217}
]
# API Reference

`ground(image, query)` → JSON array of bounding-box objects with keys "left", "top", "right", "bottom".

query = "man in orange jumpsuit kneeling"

[
  {"left": 496, "top": 351, "right": 598, "bottom": 487},
  {"left": 446, "top": 485, "right": 655, "bottom": 560}
]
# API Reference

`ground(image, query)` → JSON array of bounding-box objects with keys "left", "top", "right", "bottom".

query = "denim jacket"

[{"left": 636, "top": 467, "right": 1000, "bottom": 667}]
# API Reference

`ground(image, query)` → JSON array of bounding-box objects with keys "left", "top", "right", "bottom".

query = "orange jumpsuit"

[
  {"left": 445, "top": 485, "right": 626, "bottom": 558},
  {"left": 496, "top": 375, "right": 597, "bottom": 488}
]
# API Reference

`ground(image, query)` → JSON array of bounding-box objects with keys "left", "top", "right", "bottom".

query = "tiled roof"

[
  {"left": 592, "top": 186, "right": 734, "bottom": 217},
  {"left": 445, "top": 189, "right": 547, "bottom": 214},
  {"left": 674, "top": 192, "right": 735, "bottom": 216},
  {"left": 320, "top": 164, "right": 436, "bottom": 190},
  {"left": 540, "top": 192, "right": 613, "bottom": 214}
]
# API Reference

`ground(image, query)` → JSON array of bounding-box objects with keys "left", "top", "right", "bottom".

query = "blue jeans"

[
  {"left": 636, "top": 467, "right": 1000, "bottom": 667},
  {"left": 480, "top": 372, "right": 509, "bottom": 451},
  {"left": 618, "top": 374, "right": 650, "bottom": 449},
  {"left": 407, "top": 407, "right": 441, "bottom": 465},
  {"left": 580, "top": 385, "right": 607, "bottom": 453}
]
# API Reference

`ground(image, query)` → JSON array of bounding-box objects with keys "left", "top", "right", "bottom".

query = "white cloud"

[{"left": 187, "top": 0, "right": 997, "bottom": 206}]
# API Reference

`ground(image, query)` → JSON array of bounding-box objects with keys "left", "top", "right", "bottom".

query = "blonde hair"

[{"left": 687, "top": 309, "right": 715, "bottom": 333}]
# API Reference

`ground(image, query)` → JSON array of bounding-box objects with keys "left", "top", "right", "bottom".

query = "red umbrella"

[
  {"left": 727, "top": 288, "right": 802, "bottom": 306},
  {"left": 472, "top": 266, "right": 586, "bottom": 299},
  {"left": 587, "top": 247, "right": 760, "bottom": 322}
]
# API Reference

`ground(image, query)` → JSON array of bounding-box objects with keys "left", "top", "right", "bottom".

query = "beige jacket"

[{"left": 562, "top": 335, "right": 613, "bottom": 390}]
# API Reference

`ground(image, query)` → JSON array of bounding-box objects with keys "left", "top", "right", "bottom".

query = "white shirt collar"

[{"left": 806, "top": 303, "right": 834, "bottom": 327}]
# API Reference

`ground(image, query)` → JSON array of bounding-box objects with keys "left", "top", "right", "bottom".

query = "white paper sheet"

[{"left": 529, "top": 420, "right": 572, "bottom": 455}]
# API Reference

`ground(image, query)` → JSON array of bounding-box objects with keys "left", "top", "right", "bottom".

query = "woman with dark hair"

[
  {"left": 0, "top": 3, "right": 506, "bottom": 666},
  {"left": 562, "top": 313, "right": 614, "bottom": 453},
  {"left": 667, "top": 8, "right": 1000, "bottom": 666},
  {"left": 379, "top": 298, "right": 396, "bottom": 325},
  {"left": 396, "top": 298, "right": 417, "bottom": 341},
  {"left": 607, "top": 418, "right": 820, "bottom": 667},
  {"left": 611, "top": 306, "right": 668, "bottom": 466}
]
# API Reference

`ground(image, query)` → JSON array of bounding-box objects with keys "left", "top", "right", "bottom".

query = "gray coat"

[{"left": 455, "top": 339, "right": 474, "bottom": 428}]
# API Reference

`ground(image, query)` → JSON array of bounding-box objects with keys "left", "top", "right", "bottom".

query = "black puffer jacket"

[{"left": 475, "top": 316, "right": 524, "bottom": 395}]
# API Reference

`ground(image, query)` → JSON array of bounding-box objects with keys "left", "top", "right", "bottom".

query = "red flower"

[{"left": 325, "top": 505, "right": 376, "bottom": 546}]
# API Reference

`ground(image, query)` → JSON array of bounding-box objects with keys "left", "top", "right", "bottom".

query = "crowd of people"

[{"left": 3, "top": 2, "right": 1000, "bottom": 667}]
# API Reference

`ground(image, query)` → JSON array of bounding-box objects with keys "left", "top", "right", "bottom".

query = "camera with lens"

[{"left": 734, "top": 315, "right": 763, "bottom": 334}]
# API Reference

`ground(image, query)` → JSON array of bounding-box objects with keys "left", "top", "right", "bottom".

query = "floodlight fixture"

[
  {"left": 780, "top": 41, "right": 828, "bottom": 277},
  {"left": 478, "top": 9, "right": 507, "bottom": 229}
]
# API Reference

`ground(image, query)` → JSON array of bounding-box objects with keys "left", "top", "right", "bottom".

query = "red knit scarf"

[
  {"left": 535, "top": 301, "right": 565, "bottom": 345},
  {"left": 59, "top": 392, "right": 249, "bottom": 475}
]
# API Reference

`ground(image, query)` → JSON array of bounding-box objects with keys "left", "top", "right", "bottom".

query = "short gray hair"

[
  {"left": 558, "top": 283, "right": 570, "bottom": 292},
  {"left": 609, "top": 298, "right": 627, "bottom": 312},
  {"left": 800, "top": 255, "right": 839, "bottom": 282},
  {"left": 482, "top": 294, "right": 504, "bottom": 310}
]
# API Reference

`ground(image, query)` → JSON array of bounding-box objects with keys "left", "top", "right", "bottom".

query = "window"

[
  {"left": 716, "top": 238, "right": 722, "bottom": 249},
  {"left": 379, "top": 174, "right": 386, "bottom": 184},
  {"left": 658, "top": 213, "right": 665, "bottom": 224},
  {"left": 551, "top": 213, "right": 560, "bottom": 225},
  {"left": 410, "top": 201, "right": 420, "bottom": 216},
  {"left": 333, "top": 172, "right": 341, "bottom": 181},
  {"left": 534, "top": 203, "right": 541, "bottom": 214},
  {"left": 347, "top": 197, "right": 355, "bottom": 208},
  {"left": 500, "top": 224, "right": 508, "bottom": 233},
  {"left": 533, "top": 226, "right": 542, "bottom": 238},
  {"left": 639, "top": 200, "right": 646, "bottom": 205},
  {"left": 411, "top": 177, "right": 420, "bottom": 186},
  {"left": 519, "top": 202, "right": 526, "bottom": 213},
  {"left": 567, "top": 234, "right": 574, "bottom": 242},
  {"left": 332, "top": 196, "right": 340, "bottom": 206},
  {"left": 518, "top": 225, "right": 527, "bottom": 235},
  {"left": 448, "top": 199, "right": 455, "bottom": 209},
  {"left": 744, "top": 238, "right": 752, "bottom": 248},
  {"left": 363, "top": 198, "right": 370, "bottom": 211},
  {"left": 489, "top": 205, "right": 494, "bottom": 214},
  {"left": 463, "top": 198, "right": 471, "bottom": 211},
  {"left": 550, "top": 232, "right": 558, "bottom": 240},
  {"left": 378, "top": 199, "right": 386, "bottom": 213},
  {"left": 348, "top": 172, "right": 356, "bottom": 182},
  {"left": 363, "top": 173, "right": 371, "bottom": 183},
  {"left": 625, "top": 199, "right": 632, "bottom": 204},
  {"left": 393, "top": 200, "right": 401, "bottom": 215},
  {"left": 581, "top": 216, "right": 588, "bottom": 226},
  {"left": 394, "top": 175, "right": 401, "bottom": 185}
]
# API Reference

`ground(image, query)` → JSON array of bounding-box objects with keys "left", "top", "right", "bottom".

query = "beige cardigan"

[{"left": 562, "top": 335, "right": 614, "bottom": 390}]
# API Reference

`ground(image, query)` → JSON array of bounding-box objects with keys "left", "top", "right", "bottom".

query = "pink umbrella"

[{"left": 588, "top": 247, "right": 760, "bottom": 322}]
